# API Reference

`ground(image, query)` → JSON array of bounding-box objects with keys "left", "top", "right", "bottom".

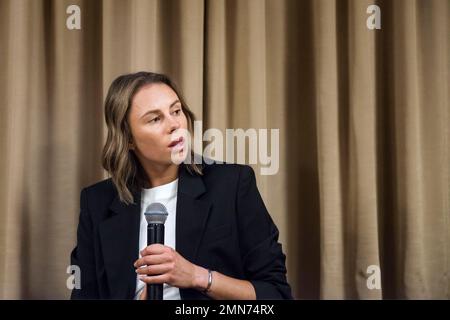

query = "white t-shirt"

[{"left": 134, "top": 178, "right": 181, "bottom": 300}]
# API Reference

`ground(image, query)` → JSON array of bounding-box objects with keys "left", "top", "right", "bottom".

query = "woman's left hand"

[{"left": 134, "top": 244, "right": 203, "bottom": 289}]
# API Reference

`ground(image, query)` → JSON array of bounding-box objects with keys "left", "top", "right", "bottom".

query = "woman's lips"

[{"left": 168, "top": 137, "right": 184, "bottom": 148}]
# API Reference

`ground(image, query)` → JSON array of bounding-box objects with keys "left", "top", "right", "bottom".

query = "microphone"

[{"left": 144, "top": 202, "right": 168, "bottom": 300}]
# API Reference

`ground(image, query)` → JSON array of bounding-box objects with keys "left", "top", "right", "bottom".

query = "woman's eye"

[
  {"left": 173, "top": 109, "right": 182, "bottom": 116},
  {"left": 149, "top": 117, "right": 160, "bottom": 123}
]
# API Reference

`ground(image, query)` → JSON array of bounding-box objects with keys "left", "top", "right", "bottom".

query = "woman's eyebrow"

[{"left": 140, "top": 99, "right": 180, "bottom": 119}]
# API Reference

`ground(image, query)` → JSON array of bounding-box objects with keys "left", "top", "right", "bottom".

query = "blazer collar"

[{"left": 100, "top": 164, "right": 212, "bottom": 299}]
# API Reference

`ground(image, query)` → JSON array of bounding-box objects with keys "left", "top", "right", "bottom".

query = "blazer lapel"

[
  {"left": 176, "top": 165, "right": 212, "bottom": 268},
  {"left": 99, "top": 190, "right": 141, "bottom": 299}
]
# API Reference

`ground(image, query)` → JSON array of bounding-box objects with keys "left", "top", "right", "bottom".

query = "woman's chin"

[{"left": 169, "top": 147, "right": 187, "bottom": 165}]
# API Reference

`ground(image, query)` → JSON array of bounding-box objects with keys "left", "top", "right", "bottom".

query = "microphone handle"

[{"left": 147, "top": 223, "right": 164, "bottom": 300}]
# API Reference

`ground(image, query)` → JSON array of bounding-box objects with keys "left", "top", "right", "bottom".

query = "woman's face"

[{"left": 128, "top": 83, "right": 188, "bottom": 169}]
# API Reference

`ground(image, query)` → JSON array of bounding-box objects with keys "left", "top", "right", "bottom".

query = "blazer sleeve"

[
  {"left": 70, "top": 188, "right": 100, "bottom": 299},
  {"left": 236, "top": 165, "right": 293, "bottom": 299}
]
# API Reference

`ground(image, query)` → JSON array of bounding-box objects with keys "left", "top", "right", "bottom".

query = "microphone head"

[{"left": 144, "top": 202, "right": 168, "bottom": 224}]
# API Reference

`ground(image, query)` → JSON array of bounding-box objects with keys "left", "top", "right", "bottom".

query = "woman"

[{"left": 70, "top": 71, "right": 292, "bottom": 300}]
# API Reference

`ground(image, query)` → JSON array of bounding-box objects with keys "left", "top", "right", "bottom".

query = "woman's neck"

[{"left": 142, "top": 163, "right": 179, "bottom": 188}]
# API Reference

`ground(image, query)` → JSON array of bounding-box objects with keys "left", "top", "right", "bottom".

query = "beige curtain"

[{"left": 0, "top": 0, "right": 448, "bottom": 299}]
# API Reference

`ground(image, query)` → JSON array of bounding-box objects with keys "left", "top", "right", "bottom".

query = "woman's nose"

[{"left": 168, "top": 115, "right": 180, "bottom": 133}]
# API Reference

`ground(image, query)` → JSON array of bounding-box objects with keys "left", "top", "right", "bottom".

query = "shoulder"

[
  {"left": 197, "top": 162, "right": 257, "bottom": 193},
  {"left": 80, "top": 178, "right": 118, "bottom": 206},
  {"left": 77, "top": 178, "right": 122, "bottom": 224},
  {"left": 83, "top": 177, "right": 115, "bottom": 195},
  {"left": 200, "top": 161, "right": 255, "bottom": 180}
]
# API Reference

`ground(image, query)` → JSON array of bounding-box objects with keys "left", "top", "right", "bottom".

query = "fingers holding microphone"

[{"left": 134, "top": 243, "right": 199, "bottom": 290}]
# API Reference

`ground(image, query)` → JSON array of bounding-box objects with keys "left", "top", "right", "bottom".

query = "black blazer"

[{"left": 70, "top": 163, "right": 292, "bottom": 299}]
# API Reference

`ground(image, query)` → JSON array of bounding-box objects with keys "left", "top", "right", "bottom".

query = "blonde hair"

[{"left": 101, "top": 71, "right": 202, "bottom": 204}]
